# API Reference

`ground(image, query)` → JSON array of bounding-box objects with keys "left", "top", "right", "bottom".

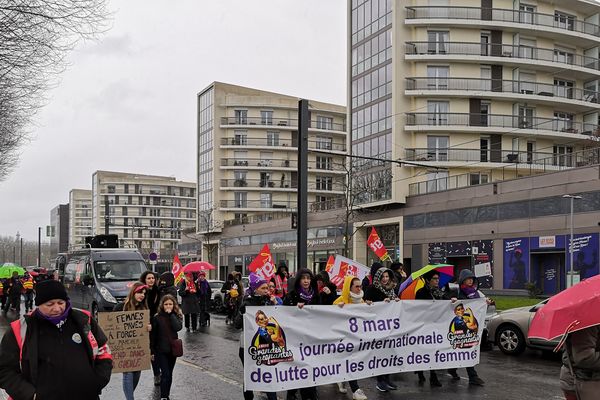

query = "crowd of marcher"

[{"left": 0, "top": 261, "right": 597, "bottom": 400}]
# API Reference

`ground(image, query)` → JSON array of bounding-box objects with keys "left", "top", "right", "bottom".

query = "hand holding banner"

[{"left": 248, "top": 244, "right": 276, "bottom": 281}]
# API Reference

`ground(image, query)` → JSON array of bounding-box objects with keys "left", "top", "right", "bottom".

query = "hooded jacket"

[
  {"left": 457, "top": 269, "right": 481, "bottom": 299},
  {"left": 334, "top": 276, "right": 364, "bottom": 305},
  {"left": 362, "top": 262, "right": 384, "bottom": 290},
  {"left": 158, "top": 272, "right": 177, "bottom": 299},
  {"left": 364, "top": 267, "right": 397, "bottom": 302},
  {"left": 283, "top": 268, "right": 320, "bottom": 306},
  {"left": 316, "top": 271, "right": 338, "bottom": 305}
]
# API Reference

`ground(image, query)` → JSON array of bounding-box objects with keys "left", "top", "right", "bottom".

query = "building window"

[
  {"left": 519, "top": 4, "right": 536, "bottom": 24},
  {"left": 469, "top": 173, "right": 489, "bottom": 186},
  {"left": 233, "top": 151, "right": 248, "bottom": 166},
  {"left": 260, "top": 172, "right": 272, "bottom": 187},
  {"left": 518, "top": 106, "right": 534, "bottom": 128},
  {"left": 234, "top": 110, "right": 247, "bottom": 124},
  {"left": 316, "top": 156, "right": 332, "bottom": 170},
  {"left": 554, "top": 11, "right": 575, "bottom": 30},
  {"left": 234, "top": 130, "right": 247, "bottom": 145},
  {"left": 554, "top": 79, "right": 574, "bottom": 99},
  {"left": 553, "top": 112, "right": 574, "bottom": 132},
  {"left": 260, "top": 193, "right": 272, "bottom": 208},
  {"left": 316, "top": 176, "right": 333, "bottom": 191},
  {"left": 107, "top": 185, "right": 116, "bottom": 194},
  {"left": 316, "top": 116, "right": 333, "bottom": 130},
  {"left": 427, "top": 101, "right": 449, "bottom": 125},
  {"left": 553, "top": 145, "right": 573, "bottom": 167},
  {"left": 267, "top": 131, "right": 280, "bottom": 146},
  {"left": 554, "top": 48, "right": 574, "bottom": 64},
  {"left": 315, "top": 136, "right": 333, "bottom": 150},
  {"left": 258, "top": 151, "right": 273, "bottom": 167},
  {"left": 426, "top": 171, "right": 449, "bottom": 193},
  {"left": 427, "top": 136, "right": 449, "bottom": 161},
  {"left": 261, "top": 110, "right": 273, "bottom": 125},
  {"left": 234, "top": 192, "right": 247, "bottom": 208},
  {"left": 427, "top": 66, "right": 449, "bottom": 89},
  {"left": 427, "top": 31, "right": 449, "bottom": 54}
]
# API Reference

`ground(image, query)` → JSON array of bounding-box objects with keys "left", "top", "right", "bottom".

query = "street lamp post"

[{"left": 563, "top": 194, "right": 582, "bottom": 288}]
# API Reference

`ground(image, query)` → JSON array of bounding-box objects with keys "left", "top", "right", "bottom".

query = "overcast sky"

[{"left": 0, "top": 0, "right": 346, "bottom": 241}]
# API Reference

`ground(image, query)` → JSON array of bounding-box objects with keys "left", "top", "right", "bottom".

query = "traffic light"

[{"left": 291, "top": 212, "right": 298, "bottom": 229}]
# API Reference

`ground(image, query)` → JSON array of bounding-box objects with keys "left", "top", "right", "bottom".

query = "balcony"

[
  {"left": 219, "top": 200, "right": 296, "bottom": 211},
  {"left": 405, "top": 7, "right": 600, "bottom": 43},
  {"left": 221, "top": 158, "right": 297, "bottom": 168},
  {"left": 405, "top": 42, "right": 600, "bottom": 77},
  {"left": 220, "top": 137, "right": 347, "bottom": 152},
  {"left": 221, "top": 179, "right": 296, "bottom": 189},
  {"left": 220, "top": 117, "right": 346, "bottom": 132},
  {"left": 405, "top": 78, "right": 600, "bottom": 109},
  {"left": 404, "top": 148, "right": 555, "bottom": 165},
  {"left": 405, "top": 112, "right": 600, "bottom": 137}
]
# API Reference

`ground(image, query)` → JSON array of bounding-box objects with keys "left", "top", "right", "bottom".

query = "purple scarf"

[
  {"left": 460, "top": 285, "right": 480, "bottom": 299},
  {"left": 298, "top": 287, "right": 314, "bottom": 303},
  {"left": 36, "top": 302, "right": 72, "bottom": 329}
]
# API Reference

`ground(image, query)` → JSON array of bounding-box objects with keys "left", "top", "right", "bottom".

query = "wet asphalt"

[{"left": 0, "top": 307, "right": 564, "bottom": 400}]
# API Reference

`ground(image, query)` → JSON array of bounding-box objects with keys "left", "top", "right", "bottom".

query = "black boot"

[{"left": 430, "top": 372, "right": 442, "bottom": 387}]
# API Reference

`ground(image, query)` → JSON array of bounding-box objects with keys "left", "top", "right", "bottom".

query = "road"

[{"left": 0, "top": 309, "right": 564, "bottom": 400}]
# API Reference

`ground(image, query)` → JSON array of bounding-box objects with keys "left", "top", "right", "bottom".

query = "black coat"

[
  {"left": 0, "top": 309, "right": 112, "bottom": 400},
  {"left": 159, "top": 285, "right": 178, "bottom": 300},
  {"left": 318, "top": 282, "right": 338, "bottom": 305},
  {"left": 150, "top": 312, "right": 183, "bottom": 355},
  {"left": 283, "top": 290, "right": 321, "bottom": 306},
  {"left": 364, "top": 285, "right": 389, "bottom": 303},
  {"left": 146, "top": 286, "right": 161, "bottom": 317},
  {"left": 178, "top": 280, "right": 200, "bottom": 315}
]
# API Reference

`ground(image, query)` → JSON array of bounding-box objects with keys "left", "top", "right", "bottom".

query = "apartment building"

[
  {"left": 49, "top": 204, "right": 69, "bottom": 259},
  {"left": 91, "top": 171, "right": 196, "bottom": 263},
  {"left": 68, "top": 189, "right": 92, "bottom": 249},
  {"left": 349, "top": 0, "right": 600, "bottom": 203},
  {"left": 196, "top": 82, "right": 347, "bottom": 233}
]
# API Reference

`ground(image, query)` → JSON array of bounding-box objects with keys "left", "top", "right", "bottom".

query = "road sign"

[{"left": 149, "top": 252, "right": 158, "bottom": 262}]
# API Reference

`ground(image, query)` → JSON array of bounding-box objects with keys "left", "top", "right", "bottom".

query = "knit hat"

[
  {"left": 248, "top": 273, "right": 268, "bottom": 293},
  {"left": 35, "top": 280, "right": 69, "bottom": 306},
  {"left": 198, "top": 271, "right": 206, "bottom": 276}
]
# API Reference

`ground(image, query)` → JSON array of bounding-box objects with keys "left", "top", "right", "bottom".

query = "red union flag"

[
  {"left": 248, "top": 244, "right": 276, "bottom": 281},
  {"left": 367, "top": 227, "right": 391, "bottom": 262},
  {"left": 325, "top": 255, "right": 335, "bottom": 273},
  {"left": 172, "top": 253, "right": 184, "bottom": 285}
]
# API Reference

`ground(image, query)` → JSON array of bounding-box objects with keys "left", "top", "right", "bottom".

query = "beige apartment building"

[
  {"left": 348, "top": 0, "right": 600, "bottom": 259},
  {"left": 68, "top": 189, "right": 92, "bottom": 249},
  {"left": 196, "top": 82, "right": 347, "bottom": 236},
  {"left": 91, "top": 171, "right": 196, "bottom": 265}
]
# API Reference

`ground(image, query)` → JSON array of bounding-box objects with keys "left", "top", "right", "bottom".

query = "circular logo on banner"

[{"left": 72, "top": 333, "right": 82, "bottom": 344}]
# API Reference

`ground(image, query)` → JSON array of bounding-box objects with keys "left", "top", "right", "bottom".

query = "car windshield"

[
  {"left": 209, "top": 282, "right": 222, "bottom": 289},
  {"left": 94, "top": 260, "right": 147, "bottom": 282}
]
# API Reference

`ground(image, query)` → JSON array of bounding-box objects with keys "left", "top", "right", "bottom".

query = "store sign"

[
  {"left": 539, "top": 236, "right": 556, "bottom": 248},
  {"left": 271, "top": 238, "right": 336, "bottom": 250}
]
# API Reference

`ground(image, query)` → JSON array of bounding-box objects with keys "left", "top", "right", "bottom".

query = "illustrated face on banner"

[
  {"left": 503, "top": 238, "right": 530, "bottom": 289},
  {"left": 248, "top": 310, "right": 294, "bottom": 366},
  {"left": 569, "top": 233, "right": 599, "bottom": 280},
  {"left": 448, "top": 303, "right": 480, "bottom": 349}
]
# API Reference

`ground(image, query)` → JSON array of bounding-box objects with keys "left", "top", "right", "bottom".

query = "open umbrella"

[
  {"left": 183, "top": 261, "right": 216, "bottom": 273},
  {"left": 528, "top": 274, "right": 600, "bottom": 350},
  {"left": 0, "top": 265, "right": 26, "bottom": 279},
  {"left": 399, "top": 264, "right": 454, "bottom": 300}
]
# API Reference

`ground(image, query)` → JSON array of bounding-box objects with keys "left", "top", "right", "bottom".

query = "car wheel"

[{"left": 495, "top": 324, "right": 526, "bottom": 355}]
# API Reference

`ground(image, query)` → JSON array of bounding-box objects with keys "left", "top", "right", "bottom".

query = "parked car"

[
  {"left": 487, "top": 298, "right": 560, "bottom": 355},
  {"left": 208, "top": 279, "right": 225, "bottom": 312}
]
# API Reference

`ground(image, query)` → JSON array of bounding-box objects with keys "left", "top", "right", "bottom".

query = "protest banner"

[
  {"left": 327, "top": 255, "right": 370, "bottom": 289},
  {"left": 98, "top": 310, "right": 151, "bottom": 373},
  {"left": 243, "top": 299, "right": 486, "bottom": 391}
]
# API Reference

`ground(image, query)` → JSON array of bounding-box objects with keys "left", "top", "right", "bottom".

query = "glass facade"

[
  {"left": 350, "top": 0, "right": 393, "bottom": 204},
  {"left": 198, "top": 87, "right": 214, "bottom": 231}
]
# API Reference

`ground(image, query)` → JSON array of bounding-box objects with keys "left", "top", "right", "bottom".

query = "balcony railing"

[
  {"left": 220, "top": 117, "right": 346, "bottom": 131},
  {"left": 221, "top": 158, "right": 298, "bottom": 168},
  {"left": 405, "top": 78, "right": 600, "bottom": 105},
  {"left": 408, "top": 148, "right": 600, "bottom": 196},
  {"left": 405, "top": 113, "right": 600, "bottom": 136},
  {"left": 405, "top": 42, "right": 600, "bottom": 73},
  {"left": 219, "top": 200, "right": 296, "bottom": 210},
  {"left": 405, "top": 7, "right": 600, "bottom": 38},
  {"left": 221, "top": 178, "right": 297, "bottom": 189},
  {"left": 221, "top": 137, "right": 347, "bottom": 151},
  {"left": 405, "top": 148, "right": 555, "bottom": 164}
]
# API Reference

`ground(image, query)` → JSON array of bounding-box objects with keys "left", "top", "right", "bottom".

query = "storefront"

[{"left": 427, "top": 240, "right": 494, "bottom": 289}]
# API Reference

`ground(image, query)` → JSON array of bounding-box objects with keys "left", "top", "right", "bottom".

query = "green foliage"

[
  {"left": 494, "top": 296, "right": 541, "bottom": 311},
  {"left": 525, "top": 282, "right": 543, "bottom": 298}
]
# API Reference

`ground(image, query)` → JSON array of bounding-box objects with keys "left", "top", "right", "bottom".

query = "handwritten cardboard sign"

[{"left": 98, "top": 310, "right": 151, "bottom": 373}]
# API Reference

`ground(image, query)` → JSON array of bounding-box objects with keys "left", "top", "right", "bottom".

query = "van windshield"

[{"left": 94, "top": 260, "right": 147, "bottom": 282}]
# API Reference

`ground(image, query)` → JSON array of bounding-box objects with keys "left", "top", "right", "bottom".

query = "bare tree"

[
  {"left": 197, "top": 207, "right": 223, "bottom": 266},
  {"left": 0, "top": 0, "right": 110, "bottom": 181}
]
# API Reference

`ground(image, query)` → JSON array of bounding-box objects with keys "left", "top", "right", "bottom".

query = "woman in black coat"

[
  {"left": 315, "top": 270, "right": 338, "bottom": 305},
  {"left": 158, "top": 272, "right": 178, "bottom": 299},
  {"left": 151, "top": 295, "right": 183, "bottom": 400},
  {"left": 178, "top": 273, "right": 200, "bottom": 332}
]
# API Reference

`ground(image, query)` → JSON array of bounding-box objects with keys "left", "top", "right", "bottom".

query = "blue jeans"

[
  {"left": 122, "top": 371, "right": 141, "bottom": 400},
  {"left": 156, "top": 352, "right": 177, "bottom": 398}
]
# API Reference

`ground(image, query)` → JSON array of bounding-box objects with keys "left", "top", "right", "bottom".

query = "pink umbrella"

[
  {"left": 183, "top": 261, "right": 216, "bottom": 273},
  {"left": 528, "top": 274, "right": 600, "bottom": 351}
]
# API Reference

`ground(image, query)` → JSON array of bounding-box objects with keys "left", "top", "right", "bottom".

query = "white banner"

[
  {"left": 243, "top": 299, "right": 487, "bottom": 391},
  {"left": 327, "top": 255, "right": 370, "bottom": 288}
]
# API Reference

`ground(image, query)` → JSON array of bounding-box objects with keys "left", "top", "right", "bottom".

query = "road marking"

[{"left": 177, "top": 358, "right": 243, "bottom": 388}]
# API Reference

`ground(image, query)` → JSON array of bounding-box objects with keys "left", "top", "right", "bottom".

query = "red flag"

[
  {"left": 172, "top": 253, "right": 184, "bottom": 285},
  {"left": 248, "top": 244, "right": 276, "bottom": 281},
  {"left": 367, "top": 227, "right": 391, "bottom": 262},
  {"left": 325, "top": 255, "right": 335, "bottom": 273}
]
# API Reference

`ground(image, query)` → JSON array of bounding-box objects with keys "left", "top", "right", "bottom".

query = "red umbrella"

[
  {"left": 528, "top": 274, "right": 600, "bottom": 350},
  {"left": 183, "top": 261, "right": 216, "bottom": 273}
]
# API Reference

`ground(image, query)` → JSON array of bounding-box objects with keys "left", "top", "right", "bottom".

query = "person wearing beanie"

[
  {"left": 0, "top": 280, "right": 113, "bottom": 400},
  {"left": 238, "top": 273, "right": 279, "bottom": 400},
  {"left": 158, "top": 272, "right": 178, "bottom": 299}
]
